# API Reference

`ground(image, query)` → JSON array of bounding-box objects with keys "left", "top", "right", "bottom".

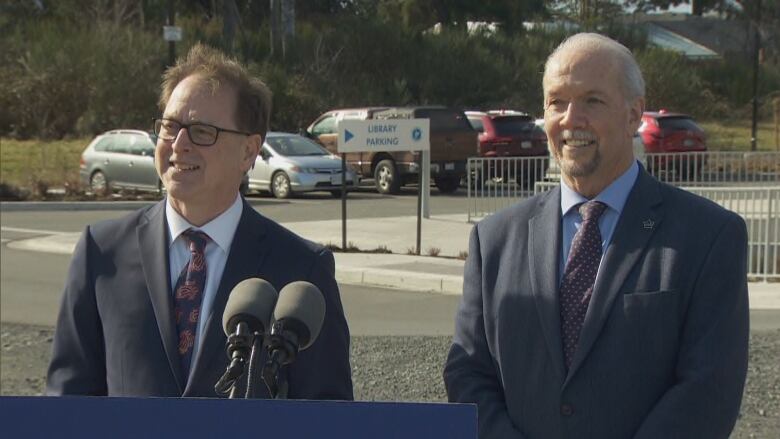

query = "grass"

[
  {"left": 0, "top": 137, "right": 88, "bottom": 189},
  {"left": 698, "top": 120, "right": 779, "bottom": 152}
]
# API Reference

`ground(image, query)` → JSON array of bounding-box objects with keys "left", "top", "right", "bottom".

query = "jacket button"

[{"left": 560, "top": 404, "right": 574, "bottom": 416}]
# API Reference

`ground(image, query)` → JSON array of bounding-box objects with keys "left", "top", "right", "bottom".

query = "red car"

[
  {"left": 466, "top": 110, "right": 549, "bottom": 186},
  {"left": 639, "top": 110, "right": 707, "bottom": 179}
]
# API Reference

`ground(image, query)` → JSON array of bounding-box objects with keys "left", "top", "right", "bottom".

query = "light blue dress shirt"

[
  {"left": 559, "top": 160, "right": 639, "bottom": 284},
  {"left": 166, "top": 195, "right": 243, "bottom": 380}
]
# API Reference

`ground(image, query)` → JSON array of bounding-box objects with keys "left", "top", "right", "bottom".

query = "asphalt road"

[
  {"left": 0, "top": 244, "right": 460, "bottom": 336},
  {"left": 0, "top": 187, "right": 471, "bottom": 228}
]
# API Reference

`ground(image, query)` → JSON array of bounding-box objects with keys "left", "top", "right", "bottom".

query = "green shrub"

[{"left": 0, "top": 20, "right": 164, "bottom": 139}]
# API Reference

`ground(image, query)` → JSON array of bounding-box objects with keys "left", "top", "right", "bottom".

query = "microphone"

[
  {"left": 262, "top": 281, "right": 326, "bottom": 399},
  {"left": 214, "top": 278, "right": 278, "bottom": 398}
]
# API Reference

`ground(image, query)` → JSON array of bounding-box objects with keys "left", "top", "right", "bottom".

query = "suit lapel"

[
  {"left": 186, "top": 201, "right": 269, "bottom": 393},
  {"left": 528, "top": 187, "right": 567, "bottom": 382},
  {"left": 565, "top": 170, "right": 664, "bottom": 383},
  {"left": 137, "top": 200, "right": 185, "bottom": 392}
]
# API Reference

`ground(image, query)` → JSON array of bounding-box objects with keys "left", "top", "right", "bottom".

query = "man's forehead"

[
  {"left": 164, "top": 74, "right": 236, "bottom": 120},
  {"left": 544, "top": 49, "right": 618, "bottom": 93}
]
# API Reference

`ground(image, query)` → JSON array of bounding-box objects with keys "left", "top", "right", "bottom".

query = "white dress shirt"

[{"left": 166, "top": 195, "right": 243, "bottom": 379}]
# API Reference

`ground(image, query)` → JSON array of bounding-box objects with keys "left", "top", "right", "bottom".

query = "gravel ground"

[{"left": 1, "top": 323, "right": 778, "bottom": 438}]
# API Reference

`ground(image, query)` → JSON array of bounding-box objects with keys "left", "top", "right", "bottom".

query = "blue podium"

[{"left": 0, "top": 396, "right": 476, "bottom": 438}]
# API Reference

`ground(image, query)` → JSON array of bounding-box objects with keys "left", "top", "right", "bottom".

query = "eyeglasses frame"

[{"left": 152, "top": 117, "right": 253, "bottom": 147}]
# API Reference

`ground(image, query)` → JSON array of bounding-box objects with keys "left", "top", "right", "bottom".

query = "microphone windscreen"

[
  {"left": 222, "top": 278, "right": 278, "bottom": 335},
  {"left": 274, "top": 281, "right": 326, "bottom": 350}
]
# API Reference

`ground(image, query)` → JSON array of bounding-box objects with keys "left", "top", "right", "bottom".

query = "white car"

[{"left": 248, "top": 132, "right": 359, "bottom": 198}]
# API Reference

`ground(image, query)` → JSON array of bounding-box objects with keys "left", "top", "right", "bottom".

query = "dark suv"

[
  {"left": 306, "top": 106, "right": 477, "bottom": 194},
  {"left": 466, "top": 110, "right": 549, "bottom": 186}
]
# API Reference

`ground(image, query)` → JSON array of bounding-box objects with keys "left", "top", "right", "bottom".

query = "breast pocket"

[{"left": 621, "top": 290, "right": 681, "bottom": 363}]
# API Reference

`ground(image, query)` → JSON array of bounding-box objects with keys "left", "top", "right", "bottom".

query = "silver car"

[
  {"left": 249, "top": 132, "right": 358, "bottom": 198},
  {"left": 80, "top": 129, "right": 161, "bottom": 194}
]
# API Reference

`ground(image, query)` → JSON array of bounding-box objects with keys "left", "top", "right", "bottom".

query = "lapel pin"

[{"left": 643, "top": 219, "right": 654, "bottom": 230}]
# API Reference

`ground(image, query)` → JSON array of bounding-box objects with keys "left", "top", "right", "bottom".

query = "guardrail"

[
  {"left": 644, "top": 151, "right": 779, "bottom": 186},
  {"left": 531, "top": 182, "right": 779, "bottom": 280},
  {"left": 468, "top": 152, "right": 780, "bottom": 221},
  {"left": 466, "top": 157, "right": 549, "bottom": 221}
]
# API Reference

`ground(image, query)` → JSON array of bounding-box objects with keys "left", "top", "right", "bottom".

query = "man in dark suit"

[
  {"left": 46, "top": 44, "right": 353, "bottom": 399},
  {"left": 444, "top": 33, "right": 749, "bottom": 438}
]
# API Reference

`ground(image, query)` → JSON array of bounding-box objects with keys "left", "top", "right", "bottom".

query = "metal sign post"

[
  {"left": 341, "top": 153, "right": 347, "bottom": 250},
  {"left": 416, "top": 153, "right": 423, "bottom": 255},
  {"left": 338, "top": 119, "right": 430, "bottom": 253}
]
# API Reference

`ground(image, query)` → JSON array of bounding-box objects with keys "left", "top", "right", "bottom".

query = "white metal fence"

[
  {"left": 468, "top": 153, "right": 780, "bottom": 221},
  {"left": 466, "top": 153, "right": 780, "bottom": 280},
  {"left": 466, "top": 157, "right": 550, "bottom": 220},
  {"left": 531, "top": 183, "right": 780, "bottom": 280},
  {"left": 644, "top": 151, "right": 780, "bottom": 186}
]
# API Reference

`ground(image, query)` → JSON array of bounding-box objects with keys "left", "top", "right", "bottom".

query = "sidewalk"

[{"left": 3, "top": 212, "right": 779, "bottom": 309}]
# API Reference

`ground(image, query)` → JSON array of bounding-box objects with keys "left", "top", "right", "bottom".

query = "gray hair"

[{"left": 544, "top": 33, "right": 645, "bottom": 102}]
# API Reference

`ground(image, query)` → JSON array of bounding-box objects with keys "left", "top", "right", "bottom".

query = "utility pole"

[
  {"left": 750, "top": 0, "right": 761, "bottom": 151},
  {"left": 167, "top": 0, "right": 176, "bottom": 67}
]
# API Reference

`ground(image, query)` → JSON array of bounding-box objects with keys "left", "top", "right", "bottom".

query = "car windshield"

[
  {"left": 492, "top": 117, "right": 536, "bottom": 136},
  {"left": 658, "top": 117, "right": 700, "bottom": 132},
  {"left": 267, "top": 136, "right": 329, "bottom": 156}
]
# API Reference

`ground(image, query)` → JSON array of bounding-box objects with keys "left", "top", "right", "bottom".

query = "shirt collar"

[
  {"left": 166, "top": 195, "right": 244, "bottom": 254},
  {"left": 560, "top": 160, "right": 639, "bottom": 217}
]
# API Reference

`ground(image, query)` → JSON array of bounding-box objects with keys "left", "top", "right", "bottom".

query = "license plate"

[
  {"left": 521, "top": 141, "right": 532, "bottom": 149},
  {"left": 683, "top": 139, "right": 695, "bottom": 147},
  {"left": 330, "top": 175, "right": 342, "bottom": 185},
  {"left": 445, "top": 162, "right": 455, "bottom": 171}
]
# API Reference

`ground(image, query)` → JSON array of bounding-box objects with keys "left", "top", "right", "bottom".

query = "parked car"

[
  {"left": 639, "top": 110, "right": 707, "bottom": 178},
  {"left": 81, "top": 129, "right": 249, "bottom": 196},
  {"left": 306, "top": 106, "right": 477, "bottom": 194},
  {"left": 466, "top": 110, "right": 549, "bottom": 186},
  {"left": 248, "top": 132, "right": 358, "bottom": 199},
  {"left": 80, "top": 129, "right": 161, "bottom": 194}
]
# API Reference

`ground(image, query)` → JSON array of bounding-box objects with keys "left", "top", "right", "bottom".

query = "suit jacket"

[
  {"left": 444, "top": 168, "right": 749, "bottom": 439},
  {"left": 47, "top": 198, "right": 353, "bottom": 399}
]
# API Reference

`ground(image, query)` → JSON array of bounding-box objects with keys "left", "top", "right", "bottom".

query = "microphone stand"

[
  {"left": 214, "top": 322, "right": 253, "bottom": 398},
  {"left": 244, "top": 331, "right": 263, "bottom": 399},
  {"left": 261, "top": 322, "right": 297, "bottom": 399}
]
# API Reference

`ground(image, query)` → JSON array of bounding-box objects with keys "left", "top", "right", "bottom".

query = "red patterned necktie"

[
  {"left": 560, "top": 200, "right": 607, "bottom": 370},
  {"left": 173, "top": 229, "right": 209, "bottom": 378}
]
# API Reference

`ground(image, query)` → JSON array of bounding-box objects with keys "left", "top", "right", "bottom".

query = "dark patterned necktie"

[
  {"left": 173, "top": 229, "right": 209, "bottom": 379},
  {"left": 560, "top": 200, "right": 607, "bottom": 370}
]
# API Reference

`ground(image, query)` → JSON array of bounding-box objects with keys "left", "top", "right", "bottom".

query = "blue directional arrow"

[{"left": 344, "top": 129, "right": 354, "bottom": 143}]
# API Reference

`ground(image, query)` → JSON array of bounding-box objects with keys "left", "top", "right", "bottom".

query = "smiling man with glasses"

[{"left": 47, "top": 44, "right": 353, "bottom": 400}]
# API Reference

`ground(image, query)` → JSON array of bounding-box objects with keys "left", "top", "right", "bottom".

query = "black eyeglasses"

[{"left": 153, "top": 118, "right": 252, "bottom": 147}]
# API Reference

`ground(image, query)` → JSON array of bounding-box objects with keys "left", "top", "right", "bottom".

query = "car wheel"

[
  {"left": 90, "top": 171, "right": 109, "bottom": 195},
  {"left": 330, "top": 189, "right": 345, "bottom": 198},
  {"left": 434, "top": 176, "right": 460, "bottom": 194},
  {"left": 374, "top": 159, "right": 400, "bottom": 194},
  {"left": 271, "top": 172, "right": 292, "bottom": 199}
]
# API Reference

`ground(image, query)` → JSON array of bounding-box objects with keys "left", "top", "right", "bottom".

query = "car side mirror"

[{"left": 260, "top": 150, "right": 270, "bottom": 160}]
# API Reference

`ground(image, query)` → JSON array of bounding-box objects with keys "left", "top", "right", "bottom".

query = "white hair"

[{"left": 544, "top": 32, "right": 645, "bottom": 102}]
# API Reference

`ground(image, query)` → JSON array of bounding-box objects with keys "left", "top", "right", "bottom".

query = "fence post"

[{"left": 765, "top": 188, "right": 774, "bottom": 282}]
